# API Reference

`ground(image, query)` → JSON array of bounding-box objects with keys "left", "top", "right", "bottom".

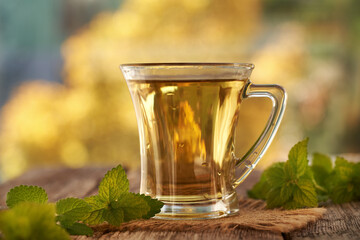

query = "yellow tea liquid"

[{"left": 127, "top": 79, "right": 247, "bottom": 204}]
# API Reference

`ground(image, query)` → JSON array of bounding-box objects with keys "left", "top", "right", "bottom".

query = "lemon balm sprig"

[
  {"left": 0, "top": 165, "right": 164, "bottom": 239},
  {"left": 248, "top": 138, "right": 360, "bottom": 209}
]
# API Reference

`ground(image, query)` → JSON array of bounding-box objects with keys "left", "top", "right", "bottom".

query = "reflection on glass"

[{"left": 127, "top": 79, "right": 246, "bottom": 202}]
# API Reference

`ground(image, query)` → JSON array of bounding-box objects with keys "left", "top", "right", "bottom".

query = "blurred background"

[{"left": 0, "top": 0, "right": 359, "bottom": 181}]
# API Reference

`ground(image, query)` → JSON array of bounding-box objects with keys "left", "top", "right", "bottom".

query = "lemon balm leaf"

[
  {"left": 98, "top": 165, "right": 129, "bottom": 202},
  {"left": 56, "top": 198, "right": 92, "bottom": 224},
  {"left": 137, "top": 194, "right": 164, "bottom": 219},
  {"left": 247, "top": 173, "right": 270, "bottom": 200},
  {"left": 312, "top": 153, "right": 332, "bottom": 174},
  {"left": 329, "top": 157, "right": 359, "bottom": 204},
  {"left": 63, "top": 222, "right": 94, "bottom": 236},
  {"left": 102, "top": 207, "right": 125, "bottom": 226},
  {"left": 6, "top": 185, "right": 48, "bottom": 208},
  {"left": 2, "top": 163, "right": 164, "bottom": 236},
  {"left": 248, "top": 138, "right": 360, "bottom": 208},
  {"left": 293, "top": 178, "right": 318, "bottom": 207},
  {"left": 110, "top": 192, "right": 150, "bottom": 222},
  {"left": 265, "top": 162, "right": 286, "bottom": 188},
  {"left": 288, "top": 138, "right": 309, "bottom": 178},
  {"left": 280, "top": 183, "right": 295, "bottom": 202},
  {"left": 266, "top": 187, "right": 285, "bottom": 209},
  {"left": 83, "top": 195, "right": 107, "bottom": 225},
  {"left": 0, "top": 202, "right": 70, "bottom": 240},
  {"left": 353, "top": 163, "right": 360, "bottom": 199},
  {"left": 331, "top": 184, "right": 355, "bottom": 204},
  {"left": 311, "top": 165, "right": 331, "bottom": 189},
  {"left": 333, "top": 156, "right": 354, "bottom": 183},
  {"left": 283, "top": 200, "right": 303, "bottom": 210},
  {"left": 249, "top": 138, "right": 319, "bottom": 209}
]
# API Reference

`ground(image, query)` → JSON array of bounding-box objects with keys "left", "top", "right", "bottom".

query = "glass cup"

[{"left": 120, "top": 63, "right": 287, "bottom": 220}]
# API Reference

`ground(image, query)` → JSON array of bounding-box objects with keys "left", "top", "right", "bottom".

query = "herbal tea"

[
  {"left": 127, "top": 79, "right": 246, "bottom": 203},
  {"left": 122, "top": 63, "right": 286, "bottom": 219}
]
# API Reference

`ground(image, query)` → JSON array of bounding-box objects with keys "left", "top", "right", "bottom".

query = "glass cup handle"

[{"left": 233, "top": 82, "right": 287, "bottom": 188}]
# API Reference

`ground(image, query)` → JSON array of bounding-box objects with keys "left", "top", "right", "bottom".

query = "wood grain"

[
  {"left": 0, "top": 166, "right": 260, "bottom": 206},
  {"left": 285, "top": 201, "right": 360, "bottom": 240},
  {"left": 1, "top": 166, "right": 359, "bottom": 239},
  {"left": 74, "top": 229, "right": 283, "bottom": 240}
]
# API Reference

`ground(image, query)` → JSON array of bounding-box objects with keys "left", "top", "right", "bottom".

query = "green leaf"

[
  {"left": 62, "top": 222, "right": 94, "bottom": 236},
  {"left": 333, "top": 157, "right": 354, "bottom": 183},
  {"left": 354, "top": 163, "right": 360, "bottom": 182},
  {"left": 312, "top": 153, "right": 332, "bottom": 173},
  {"left": 280, "top": 182, "right": 295, "bottom": 203},
  {"left": 102, "top": 207, "right": 124, "bottom": 226},
  {"left": 265, "top": 162, "right": 286, "bottom": 188},
  {"left": 283, "top": 200, "right": 303, "bottom": 210},
  {"left": 329, "top": 157, "right": 360, "bottom": 203},
  {"left": 331, "top": 184, "right": 354, "bottom": 204},
  {"left": 98, "top": 165, "right": 129, "bottom": 202},
  {"left": 293, "top": 178, "right": 317, "bottom": 208},
  {"left": 284, "top": 162, "right": 295, "bottom": 180},
  {"left": 311, "top": 165, "right": 330, "bottom": 190},
  {"left": 56, "top": 198, "right": 92, "bottom": 224},
  {"left": 316, "top": 193, "right": 330, "bottom": 203},
  {"left": 135, "top": 194, "right": 164, "bottom": 219},
  {"left": 353, "top": 163, "right": 360, "bottom": 199},
  {"left": 266, "top": 187, "right": 285, "bottom": 209},
  {"left": 83, "top": 196, "right": 107, "bottom": 225},
  {"left": 0, "top": 202, "right": 70, "bottom": 240},
  {"left": 247, "top": 138, "right": 360, "bottom": 208},
  {"left": 288, "top": 138, "right": 309, "bottom": 178},
  {"left": 6, "top": 185, "right": 48, "bottom": 208},
  {"left": 111, "top": 192, "right": 150, "bottom": 222},
  {"left": 247, "top": 173, "right": 270, "bottom": 200},
  {"left": 85, "top": 195, "right": 107, "bottom": 210},
  {"left": 302, "top": 166, "right": 314, "bottom": 180},
  {"left": 83, "top": 183, "right": 164, "bottom": 226}
]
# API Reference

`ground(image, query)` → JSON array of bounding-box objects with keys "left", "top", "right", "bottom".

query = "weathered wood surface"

[
  {"left": 285, "top": 201, "right": 360, "bottom": 240},
  {"left": 1, "top": 166, "right": 360, "bottom": 240}
]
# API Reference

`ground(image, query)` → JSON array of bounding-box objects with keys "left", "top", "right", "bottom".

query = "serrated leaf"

[
  {"left": 311, "top": 166, "right": 329, "bottom": 187},
  {"left": 312, "top": 153, "right": 332, "bottom": 173},
  {"left": 280, "top": 182, "right": 295, "bottom": 202},
  {"left": 56, "top": 198, "right": 91, "bottom": 224},
  {"left": 102, "top": 207, "right": 124, "bottom": 226},
  {"left": 331, "top": 184, "right": 354, "bottom": 204},
  {"left": 247, "top": 173, "right": 270, "bottom": 200},
  {"left": 84, "top": 209, "right": 106, "bottom": 225},
  {"left": 266, "top": 187, "right": 285, "bottom": 209},
  {"left": 288, "top": 138, "right": 309, "bottom": 178},
  {"left": 283, "top": 200, "right": 303, "bottom": 210},
  {"left": 293, "top": 179, "right": 317, "bottom": 207},
  {"left": 6, "top": 185, "right": 48, "bottom": 208},
  {"left": 302, "top": 166, "right": 314, "bottom": 180},
  {"left": 111, "top": 192, "right": 150, "bottom": 222},
  {"left": 85, "top": 195, "right": 106, "bottom": 209},
  {"left": 284, "top": 162, "right": 295, "bottom": 180},
  {"left": 0, "top": 202, "right": 70, "bottom": 240},
  {"left": 265, "top": 162, "right": 286, "bottom": 188},
  {"left": 63, "top": 222, "right": 93, "bottom": 236},
  {"left": 83, "top": 196, "right": 107, "bottom": 225},
  {"left": 99, "top": 165, "right": 129, "bottom": 202},
  {"left": 136, "top": 194, "right": 164, "bottom": 219},
  {"left": 334, "top": 157, "right": 354, "bottom": 183}
]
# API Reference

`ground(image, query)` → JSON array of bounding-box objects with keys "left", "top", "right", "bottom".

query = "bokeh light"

[{"left": 0, "top": 0, "right": 359, "bottom": 180}]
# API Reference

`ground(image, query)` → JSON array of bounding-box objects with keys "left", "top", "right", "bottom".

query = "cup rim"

[{"left": 120, "top": 62, "right": 254, "bottom": 70}]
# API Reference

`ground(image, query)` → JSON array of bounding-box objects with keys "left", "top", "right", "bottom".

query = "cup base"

[{"left": 153, "top": 192, "right": 239, "bottom": 220}]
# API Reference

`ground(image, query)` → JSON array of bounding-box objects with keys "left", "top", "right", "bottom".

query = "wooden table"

[{"left": 1, "top": 167, "right": 360, "bottom": 240}]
